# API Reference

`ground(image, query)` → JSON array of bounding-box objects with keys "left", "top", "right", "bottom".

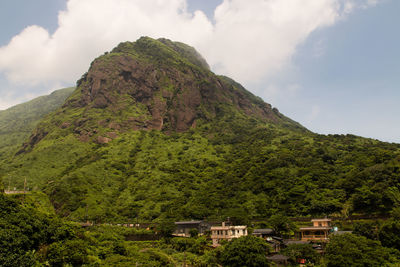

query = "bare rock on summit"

[{"left": 21, "top": 37, "right": 304, "bottom": 150}]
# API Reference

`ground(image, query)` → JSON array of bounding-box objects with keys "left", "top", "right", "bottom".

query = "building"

[
  {"left": 267, "top": 254, "right": 290, "bottom": 266},
  {"left": 299, "top": 218, "right": 332, "bottom": 242},
  {"left": 210, "top": 222, "right": 247, "bottom": 247},
  {"left": 253, "top": 228, "right": 284, "bottom": 252},
  {"left": 252, "top": 228, "right": 274, "bottom": 239},
  {"left": 173, "top": 220, "right": 210, "bottom": 237}
]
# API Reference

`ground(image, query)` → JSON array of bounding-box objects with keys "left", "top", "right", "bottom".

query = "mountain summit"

[
  {"left": 4, "top": 37, "right": 399, "bottom": 223},
  {"left": 22, "top": 37, "right": 302, "bottom": 151}
]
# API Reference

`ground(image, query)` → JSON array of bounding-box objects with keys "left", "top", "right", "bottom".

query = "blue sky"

[{"left": 0, "top": 0, "right": 399, "bottom": 143}]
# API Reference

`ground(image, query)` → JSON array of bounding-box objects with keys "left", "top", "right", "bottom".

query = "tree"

[
  {"left": 353, "top": 221, "right": 378, "bottom": 240},
  {"left": 268, "top": 214, "right": 297, "bottom": 237},
  {"left": 325, "top": 233, "right": 397, "bottom": 267},
  {"left": 47, "top": 239, "right": 89, "bottom": 267},
  {"left": 189, "top": 228, "right": 199, "bottom": 238},
  {"left": 157, "top": 219, "right": 176, "bottom": 238},
  {"left": 218, "top": 235, "right": 271, "bottom": 267},
  {"left": 378, "top": 219, "right": 400, "bottom": 251},
  {"left": 281, "top": 243, "right": 321, "bottom": 265}
]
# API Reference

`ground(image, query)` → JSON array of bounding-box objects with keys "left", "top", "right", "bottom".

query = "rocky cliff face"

[{"left": 22, "top": 37, "right": 302, "bottom": 150}]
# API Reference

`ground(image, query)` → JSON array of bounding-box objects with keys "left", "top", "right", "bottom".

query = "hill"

[
  {"left": 0, "top": 88, "right": 74, "bottom": 164},
  {"left": 1, "top": 37, "right": 399, "bottom": 223}
]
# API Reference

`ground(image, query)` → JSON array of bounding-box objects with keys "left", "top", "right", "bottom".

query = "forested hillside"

[
  {"left": 1, "top": 37, "right": 399, "bottom": 224},
  {"left": 0, "top": 87, "right": 74, "bottom": 162}
]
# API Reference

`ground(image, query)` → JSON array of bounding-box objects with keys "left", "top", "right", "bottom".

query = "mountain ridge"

[
  {"left": 20, "top": 37, "right": 303, "bottom": 153},
  {"left": 0, "top": 87, "right": 74, "bottom": 160},
  {"left": 1, "top": 37, "right": 399, "bottom": 223}
]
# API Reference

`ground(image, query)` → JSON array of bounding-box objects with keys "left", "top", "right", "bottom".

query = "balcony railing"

[{"left": 302, "top": 235, "right": 328, "bottom": 240}]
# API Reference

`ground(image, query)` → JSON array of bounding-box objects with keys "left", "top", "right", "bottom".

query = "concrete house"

[
  {"left": 210, "top": 222, "right": 248, "bottom": 247},
  {"left": 173, "top": 220, "right": 211, "bottom": 237}
]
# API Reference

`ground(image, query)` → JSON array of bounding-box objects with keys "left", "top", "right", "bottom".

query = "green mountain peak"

[
  {"left": 21, "top": 37, "right": 301, "bottom": 152},
  {"left": 2, "top": 37, "right": 399, "bottom": 223}
]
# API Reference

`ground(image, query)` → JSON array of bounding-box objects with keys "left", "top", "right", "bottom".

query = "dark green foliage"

[
  {"left": 353, "top": 221, "right": 378, "bottom": 240},
  {"left": 158, "top": 219, "right": 176, "bottom": 237},
  {"left": 47, "top": 239, "right": 89, "bottom": 266},
  {"left": 189, "top": 228, "right": 199, "bottom": 237},
  {"left": 281, "top": 243, "right": 321, "bottom": 265},
  {"left": 0, "top": 194, "right": 78, "bottom": 266},
  {"left": 1, "top": 37, "right": 400, "bottom": 225},
  {"left": 378, "top": 219, "right": 400, "bottom": 251},
  {"left": 170, "top": 236, "right": 208, "bottom": 255},
  {"left": 325, "top": 233, "right": 398, "bottom": 267},
  {"left": 218, "top": 235, "right": 271, "bottom": 267},
  {"left": 268, "top": 214, "right": 297, "bottom": 237}
]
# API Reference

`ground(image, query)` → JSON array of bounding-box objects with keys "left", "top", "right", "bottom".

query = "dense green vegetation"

[
  {"left": 281, "top": 243, "right": 321, "bottom": 265},
  {"left": 0, "top": 38, "right": 399, "bottom": 224},
  {"left": 218, "top": 235, "right": 271, "bottom": 267},
  {"left": 1, "top": 192, "right": 278, "bottom": 266},
  {"left": 4, "top": 124, "right": 399, "bottom": 223},
  {"left": 0, "top": 36, "right": 399, "bottom": 266},
  {"left": 325, "top": 233, "right": 399, "bottom": 267},
  {"left": 0, "top": 87, "right": 74, "bottom": 163},
  {"left": 2, "top": 193, "right": 398, "bottom": 266}
]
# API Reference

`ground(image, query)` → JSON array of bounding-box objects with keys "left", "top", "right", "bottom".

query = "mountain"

[
  {"left": 19, "top": 37, "right": 302, "bottom": 153},
  {"left": 0, "top": 87, "right": 74, "bottom": 162},
  {"left": 1, "top": 37, "right": 400, "bottom": 223}
]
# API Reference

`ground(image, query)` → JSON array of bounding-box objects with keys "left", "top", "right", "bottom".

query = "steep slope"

[
  {"left": 2, "top": 37, "right": 400, "bottom": 223},
  {"left": 0, "top": 87, "right": 74, "bottom": 161},
  {"left": 19, "top": 37, "right": 301, "bottom": 154}
]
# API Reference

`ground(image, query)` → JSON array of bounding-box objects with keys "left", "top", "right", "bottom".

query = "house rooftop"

[
  {"left": 253, "top": 228, "right": 274, "bottom": 234},
  {"left": 267, "top": 254, "right": 290, "bottom": 261},
  {"left": 311, "top": 218, "right": 331, "bottom": 222},
  {"left": 284, "top": 240, "right": 310, "bottom": 245},
  {"left": 211, "top": 225, "right": 247, "bottom": 230}
]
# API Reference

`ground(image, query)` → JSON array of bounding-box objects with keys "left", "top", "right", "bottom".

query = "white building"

[{"left": 210, "top": 222, "right": 248, "bottom": 247}]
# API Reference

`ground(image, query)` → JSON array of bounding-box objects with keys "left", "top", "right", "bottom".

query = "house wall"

[
  {"left": 312, "top": 220, "right": 331, "bottom": 227},
  {"left": 210, "top": 225, "right": 247, "bottom": 246}
]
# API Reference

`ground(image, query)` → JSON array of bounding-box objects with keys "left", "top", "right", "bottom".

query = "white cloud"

[
  {"left": 0, "top": 0, "right": 382, "bottom": 108},
  {"left": 308, "top": 105, "right": 321, "bottom": 122}
]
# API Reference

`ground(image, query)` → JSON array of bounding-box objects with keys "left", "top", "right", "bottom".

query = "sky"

[{"left": 0, "top": 0, "right": 398, "bottom": 143}]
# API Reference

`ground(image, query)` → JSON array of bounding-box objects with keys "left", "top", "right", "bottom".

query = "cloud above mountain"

[{"left": 0, "top": 0, "right": 381, "bottom": 92}]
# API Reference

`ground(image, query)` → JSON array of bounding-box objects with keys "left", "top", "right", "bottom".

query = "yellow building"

[{"left": 299, "top": 218, "right": 332, "bottom": 242}]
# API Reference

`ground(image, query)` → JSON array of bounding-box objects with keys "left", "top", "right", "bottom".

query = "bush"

[
  {"left": 281, "top": 243, "right": 321, "bottom": 265},
  {"left": 378, "top": 219, "right": 400, "bottom": 251},
  {"left": 218, "top": 235, "right": 271, "bottom": 267},
  {"left": 325, "top": 233, "right": 397, "bottom": 267}
]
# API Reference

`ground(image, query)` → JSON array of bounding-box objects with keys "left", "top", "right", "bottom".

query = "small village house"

[
  {"left": 173, "top": 220, "right": 211, "bottom": 237},
  {"left": 299, "top": 218, "right": 332, "bottom": 242},
  {"left": 252, "top": 228, "right": 283, "bottom": 252},
  {"left": 210, "top": 222, "right": 247, "bottom": 247},
  {"left": 252, "top": 228, "right": 274, "bottom": 239}
]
